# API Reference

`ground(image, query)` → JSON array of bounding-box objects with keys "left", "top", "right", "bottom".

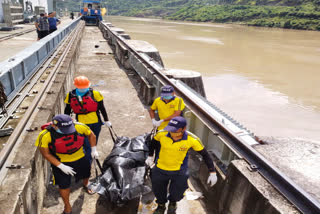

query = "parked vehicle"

[{"left": 80, "top": 0, "right": 103, "bottom": 26}]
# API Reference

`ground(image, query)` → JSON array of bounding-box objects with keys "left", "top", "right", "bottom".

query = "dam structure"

[{"left": 0, "top": 17, "right": 319, "bottom": 214}]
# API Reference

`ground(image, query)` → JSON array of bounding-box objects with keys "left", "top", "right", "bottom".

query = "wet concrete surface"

[
  {"left": 254, "top": 137, "right": 320, "bottom": 202},
  {"left": 0, "top": 17, "right": 74, "bottom": 62},
  {"left": 41, "top": 26, "right": 209, "bottom": 214}
]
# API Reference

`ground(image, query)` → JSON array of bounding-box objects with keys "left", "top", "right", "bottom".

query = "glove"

[
  {"left": 105, "top": 121, "right": 112, "bottom": 128},
  {"left": 57, "top": 163, "right": 76, "bottom": 176},
  {"left": 152, "top": 119, "right": 158, "bottom": 127},
  {"left": 145, "top": 156, "right": 154, "bottom": 167},
  {"left": 155, "top": 119, "right": 164, "bottom": 128},
  {"left": 91, "top": 146, "right": 99, "bottom": 159},
  {"left": 207, "top": 172, "right": 218, "bottom": 187}
]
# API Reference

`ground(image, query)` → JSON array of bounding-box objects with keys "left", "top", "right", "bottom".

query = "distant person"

[
  {"left": 70, "top": 11, "right": 74, "bottom": 20},
  {"left": 48, "top": 11, "right": 61, "bottom": 34},
  {"left": 35, "top": 13, "right": 49, "bottom": 40}
]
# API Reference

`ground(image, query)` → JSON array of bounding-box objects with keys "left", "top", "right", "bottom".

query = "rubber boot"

[{"left": 153, "top": 203, "right": 166, "bottom": 214}]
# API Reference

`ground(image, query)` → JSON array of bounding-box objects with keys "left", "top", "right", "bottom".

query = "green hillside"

[{"left": 62, "top": 0, "right": 320, "bottom": 30}]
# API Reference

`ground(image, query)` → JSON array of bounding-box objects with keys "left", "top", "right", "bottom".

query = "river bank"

[
  {"left": 101, "top": 0, "right": 320, "bottom": 31},
  {"left": 166, "top": 4, "right": 320, "bottom": 31}
]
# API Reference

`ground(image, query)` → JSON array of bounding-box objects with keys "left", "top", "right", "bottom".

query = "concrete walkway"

[{"left": 41, "top": 26, "right": 208, "bottom": 214}]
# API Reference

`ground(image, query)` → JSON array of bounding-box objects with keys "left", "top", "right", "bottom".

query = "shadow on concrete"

[
  {"left": 71, "top": 191, "right": 85, "bottom": 213},
  {"left": 96, "top": 195, "right": 140, "bottom": 214},
  {"left": 42, "top": 184, "right": 60, "bottom": 208}
]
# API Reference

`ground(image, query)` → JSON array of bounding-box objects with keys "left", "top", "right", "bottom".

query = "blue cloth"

[
  {"left": 83, "top": 122, "right": 102, "bottom": 163},
  {"left": 151, "top": 167, "right": 189, "bottom": 204},
  {"left": 48, "top": 17, "right": 58, "bottom": 30},
  {"left": 75, "top": 88, "right": 89, "bottom": 97}
]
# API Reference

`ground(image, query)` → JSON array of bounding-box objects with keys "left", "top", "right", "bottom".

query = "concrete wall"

[
  {"left": 0, "top": 22, "right": 84, "bottom": 214},
  {"left": 188, "top": 157, "right": 299, "bottom": 214}
]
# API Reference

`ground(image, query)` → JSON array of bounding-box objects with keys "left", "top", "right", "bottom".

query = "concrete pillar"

[{"left": 163, "top": 69, "right": 206, "bottom": 98}]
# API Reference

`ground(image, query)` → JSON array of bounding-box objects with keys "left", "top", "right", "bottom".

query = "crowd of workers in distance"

[
  {"left": 35, "top": 11, "right": 61, "bottom": 40},
  {"left": 35, "top": 76, "right": 218, "bottom": 214}
]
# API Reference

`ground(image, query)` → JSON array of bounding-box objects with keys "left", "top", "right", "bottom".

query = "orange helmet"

[{"left": 73, "top": 76, "right": 90, "bottom": 89}]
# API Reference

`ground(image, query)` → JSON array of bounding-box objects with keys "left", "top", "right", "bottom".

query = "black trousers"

[
  {"left": 49, "top": 28, "right": 57, "bottom": 34},
  {"left": 151, "top": 166, "right": 189, "bottom": 204},
  {"left": 38, "top": 30, "right": 49, "bottom": 39},
  {"left": 52, "top": 157, "right": 91, "bottom": 189}
]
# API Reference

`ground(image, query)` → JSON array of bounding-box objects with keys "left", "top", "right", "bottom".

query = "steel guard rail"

[
  {"left": 101, "top": 22, "right": 320, "bottom": 214},
  {"left": 0, "top": 17, "right": 82, "bottom": 107}
]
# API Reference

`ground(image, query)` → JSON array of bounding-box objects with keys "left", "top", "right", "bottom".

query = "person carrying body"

[
  {"left": 149, "top": 85, "right": 185, "bottom": 131},
  {"left": 64, "top": 76, "right": 111, "bottom": 162},
  {"left": 48, "top": 11, "right": 61, "bottom": 34},
  {"left": 35, "top": 13, "right": 49, "bottom": 40},
  {"left": 146, "top": 116, "right": 218, "bottom": 214},
  {"left": 35, "top": 114, "right": 98, "bottom": 214}
]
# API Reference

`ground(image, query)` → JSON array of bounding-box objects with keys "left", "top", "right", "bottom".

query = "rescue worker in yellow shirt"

[
  {"left": 149, "top": 85, "right": 185, "bottom": 131},
  {"left": 64, "top": 76, "right": 111, "bottom": 162},
  {"left": 35, "top": 114, "right": 98, "bottom": 214},
  {"left": 145, "top": 116, "right": 218, "bottom": 214}
]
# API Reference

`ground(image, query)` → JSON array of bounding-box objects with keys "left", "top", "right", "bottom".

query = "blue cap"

[
  {"left": 164, "top": 116, "right": 187, "bottom": 132},
  {"left": 52, "top": 114, "right": 76, "bottom": 134},
  {"left": 161, "top": 85, "right": 174, "bottom": 96}
]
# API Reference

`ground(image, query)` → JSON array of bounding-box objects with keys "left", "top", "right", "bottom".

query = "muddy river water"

[{"left": 108, "top": 16, "right": 320, "bottom": 142}]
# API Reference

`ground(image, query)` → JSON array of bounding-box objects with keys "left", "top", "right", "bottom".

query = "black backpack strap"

[
  {"left": 47, "top": 126, "right": 57, "bottom": 154},
  {"left": 88, "top": 88, "right": 97, "bottom": 102}
]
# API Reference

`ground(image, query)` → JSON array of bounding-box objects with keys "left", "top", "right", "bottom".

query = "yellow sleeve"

[
  {"left": 191, "top": 136, "right": 204, "bottom": 152},
  {"left": 174, "top": 97, "right": 185, "bottom": 111},
  {"left": 150, "top": 97, "right": 159, "bottom": 110},
  {"left": 93, "top": 90, "right": 103, "bottom": 102},
  {"left": 154, "top": 130, "right": 168, "bottom": 141},
  {"left": 34, "top": 130, "right": 51, "bottom": 148},
  {"left": 74, "top": 123, "right": 92, "bottom": 136},
  {"left": 64, "top": 93, "right": 70, "bottom": 104}
]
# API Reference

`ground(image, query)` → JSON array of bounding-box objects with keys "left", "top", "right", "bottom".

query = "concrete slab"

[
  {"left": 254, "top": 137, "right": 320, "bottom": 203},
  {"left": 41, "top": 26, "right": 209, "bottom": 214},
  {"left": 126, "top": 40, "right": 164, "bottom": 66}
]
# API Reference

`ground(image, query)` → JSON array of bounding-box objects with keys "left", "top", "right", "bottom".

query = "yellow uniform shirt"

[
  {"left": 35, "top": 123, "right": 91, "bottom": 162},
  {"left": 64, "top": 90, "right": 104, "bottom": 124},
  {"left": 154, "top": 130, "right": 204, "bottom": 171},
  {"left": 150, "top": 96, "right": 185, "bottom": 130}
]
